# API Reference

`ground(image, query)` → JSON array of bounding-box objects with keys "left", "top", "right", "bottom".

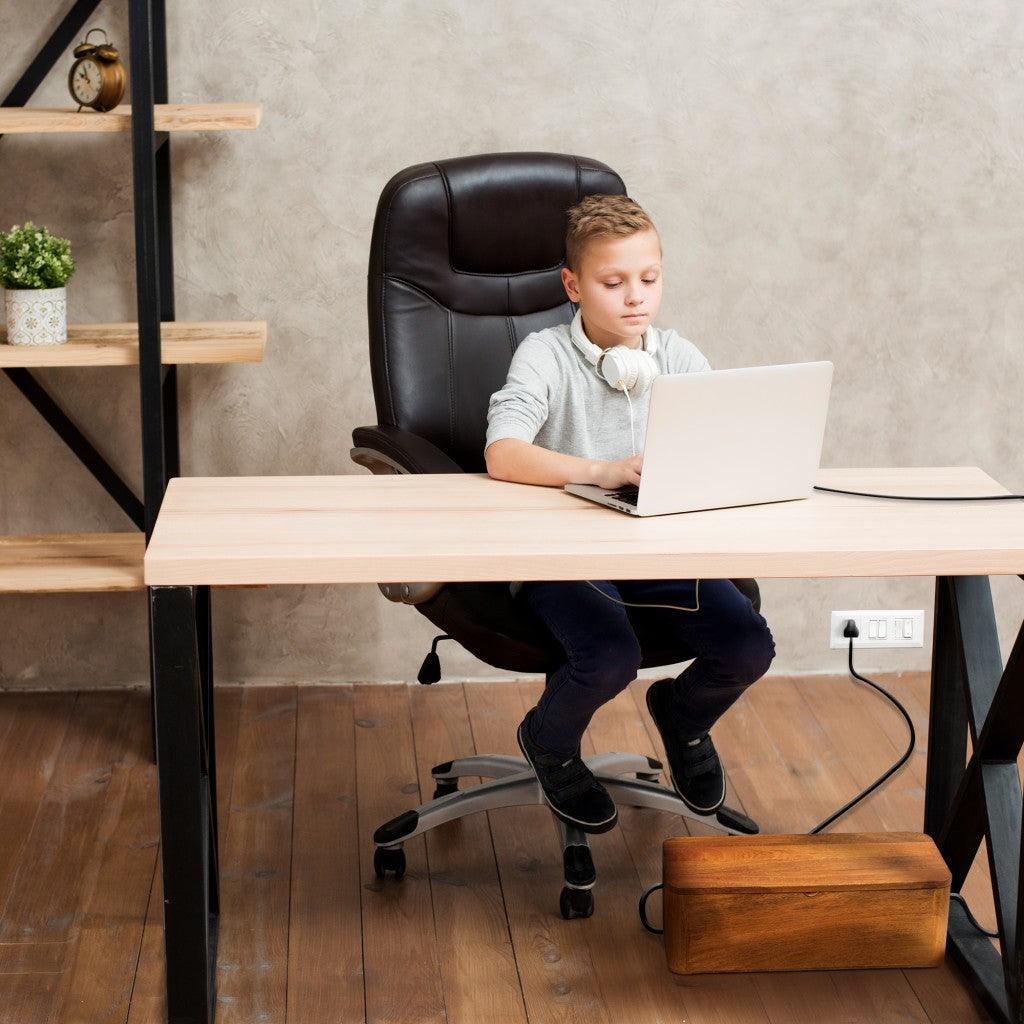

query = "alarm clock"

[{"left": 67, "top": 28, "right": 126, "bottom": 113}]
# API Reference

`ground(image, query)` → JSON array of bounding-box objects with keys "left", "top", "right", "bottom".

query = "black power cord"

[
  {"left": 807, "top": 619, "right": 915, "bottom": 833},
  {"left": 812, "top": 619, "right": 995, "bottom": 938},
  {"left": 950, "top": 892, "right": 999, "bottom": 938},
  {"left": 813, "top": 485, "right": 1023, "bottom": 501}
]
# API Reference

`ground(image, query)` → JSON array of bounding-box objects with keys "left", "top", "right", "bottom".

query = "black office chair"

[{"left": 350, "top": 152, "right": 759, "bottom": 919}]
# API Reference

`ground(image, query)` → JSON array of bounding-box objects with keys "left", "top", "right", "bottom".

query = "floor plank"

[
  {"left": 0, "top": 971, "right": 62, "bottom": 1024},
  {"left": 354, "top": 684, "right": 446, "bottom": 1024},
  {"left": 50, "top": 691, "right": 160, "bottom": 1024},
  {"left": 0, "top": 691, "right": 131, "bottom": 945},
  {"left": 0, "top": 941, "right": 66, "bottom": 975},
  {"left": 215, "top": 686, "right": 296, "bottom": 1024},
  {"left": 286, "top": 686, "right": 364, "bottom": 1023},
  {"left": 409, "top": 682, "right": 528, "bottom": 1024},
  {"left": 0, "top": 693, "right": 79, "bottom": 931}
]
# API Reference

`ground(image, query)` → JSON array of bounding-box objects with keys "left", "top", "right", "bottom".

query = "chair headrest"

[{"left": 372, "top": 152, "right": 626, "bottom": 315}]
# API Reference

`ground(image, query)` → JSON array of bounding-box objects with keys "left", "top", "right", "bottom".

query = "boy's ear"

[{"left": 561, "top": 266, "right": 581, "bottom": 302}]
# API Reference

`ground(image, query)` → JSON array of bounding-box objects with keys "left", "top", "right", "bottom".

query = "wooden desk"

[{"left": 144, "top": 467, "right": 1024, "bottom": 1024}]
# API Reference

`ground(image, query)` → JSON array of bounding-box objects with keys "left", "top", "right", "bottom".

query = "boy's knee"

[{"left": 729, "top": 619, "right": 776, "bottom": 684}]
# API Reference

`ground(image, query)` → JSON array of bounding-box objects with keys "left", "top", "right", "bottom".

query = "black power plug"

[{"left": 843, "top": 618, "right": 860, "bottom": 639}]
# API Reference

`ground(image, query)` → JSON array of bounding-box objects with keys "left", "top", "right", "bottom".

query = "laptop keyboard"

[{"left": 605, "top": 485, "right": 639, "bottom": 506}]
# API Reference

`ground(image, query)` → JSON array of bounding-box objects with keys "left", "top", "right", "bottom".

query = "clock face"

[{"left": 72, "top": 58, "right": 102, "bottom": 104}]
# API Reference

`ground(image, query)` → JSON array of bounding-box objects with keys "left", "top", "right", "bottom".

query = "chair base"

[{"left": 372, "top": 751, "right": 760, "bottom": 919}]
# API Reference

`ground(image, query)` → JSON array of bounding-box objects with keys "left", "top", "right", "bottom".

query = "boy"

[{"left": 484, "top": 194, "right": 776, "bottom": 834}]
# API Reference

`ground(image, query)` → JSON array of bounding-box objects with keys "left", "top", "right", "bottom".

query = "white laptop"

[{"left": 564, "top": 360, "right": 834, "bottom": 517}]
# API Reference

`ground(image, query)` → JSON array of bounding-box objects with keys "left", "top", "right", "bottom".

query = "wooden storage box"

[{"left": 662, "top": 832, "right": 950, "bottom": 974}]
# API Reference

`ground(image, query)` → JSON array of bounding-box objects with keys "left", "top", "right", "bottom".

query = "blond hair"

[{"left": 564, "top": 194, "right": 658, "bottom": 272}]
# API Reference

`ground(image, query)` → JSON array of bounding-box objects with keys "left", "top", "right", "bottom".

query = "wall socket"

[{"left": 829, "top": 610, "right": 926, "bottom": 649}]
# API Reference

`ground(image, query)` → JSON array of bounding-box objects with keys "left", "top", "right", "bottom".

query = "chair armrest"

[{"left": 350, "top": 424, "right": 462, "bottom": 476}]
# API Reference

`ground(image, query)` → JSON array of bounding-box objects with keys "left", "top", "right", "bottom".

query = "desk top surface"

[{"left": 143, "top": 467, "right": 1024, "bottom": 586}]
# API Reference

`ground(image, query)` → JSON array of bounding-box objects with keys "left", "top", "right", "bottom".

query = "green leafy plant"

[{"left": 0, "top": 222, "right": 75, "bottom": 290}]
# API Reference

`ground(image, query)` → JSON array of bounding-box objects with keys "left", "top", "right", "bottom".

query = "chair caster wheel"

[
  {"left": 636, "top": 771, "right": 661, "bottom": 783},
  {"left": 432, "top": 780, "right": 458, "bottom": 800},
  {"left": 715, "top": 805, "right": 759, "bottom": 835},
  {"left": 373, "top": 845, "right": 406, "bottom": 880},
  {"left": 559, "top": 886, "right": 594, "bottom": 919}
]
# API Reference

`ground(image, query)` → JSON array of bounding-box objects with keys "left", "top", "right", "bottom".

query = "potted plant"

[{"left": 1, "top": 222, "right": 75, "bottom": 346}]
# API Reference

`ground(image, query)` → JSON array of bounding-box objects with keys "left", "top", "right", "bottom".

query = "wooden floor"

[{"left": 0, "top": 672, "right": 1001, "bottom": 1024}]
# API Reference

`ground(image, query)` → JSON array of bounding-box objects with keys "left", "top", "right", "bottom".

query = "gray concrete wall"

[{"left": 1, "top": 1, "right": 1021, "bottom": 690}]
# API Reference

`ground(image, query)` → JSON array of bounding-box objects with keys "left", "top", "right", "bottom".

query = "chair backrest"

[{"left": 366, "top": 152, "right": 627, "bottom": 471}]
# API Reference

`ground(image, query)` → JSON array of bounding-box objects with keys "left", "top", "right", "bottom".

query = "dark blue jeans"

[{"left": 516, "top": 578, "right": 776, "bottom": 757}]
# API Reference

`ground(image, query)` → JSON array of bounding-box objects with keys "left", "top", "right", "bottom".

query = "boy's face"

[{"left": 560, "top": 228, "right": 663, "bottom": 349}]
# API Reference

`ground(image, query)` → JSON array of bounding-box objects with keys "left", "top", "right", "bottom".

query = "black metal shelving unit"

[
  {"left": 1, "top": 0, "right": 256, "bottom": 761},
  {"left": 1, "top": 0, "right": 198, "bottom": 768}
]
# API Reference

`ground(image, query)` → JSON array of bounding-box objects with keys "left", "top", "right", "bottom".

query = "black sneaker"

[
  {"left": 516, "top": 710, "right": 618, "bottom": 834},
  {"left": 645, "top": 677, "right": 726, "bottom": 815}
]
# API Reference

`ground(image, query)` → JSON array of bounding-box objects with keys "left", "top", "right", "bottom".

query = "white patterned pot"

[{"left": 4, "top": 286, "right": 68, "bottom": 346}]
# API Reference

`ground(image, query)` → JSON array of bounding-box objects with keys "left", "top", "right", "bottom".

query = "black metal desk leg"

[
  {"left": 927, "top": 575, "right": 1024, "bottom": 1023},
  {"left": 196, "top": 584, "right": 219, "bottom": 918},
  {"left": 1017, "top": 817, "right": 1024, "bottom": 1024},
  {"left": 924, "top": 576, "right": 969, "bottom": 841},
  {"left": 150, "top": 585, "right": 218, "bottom": 1024}
]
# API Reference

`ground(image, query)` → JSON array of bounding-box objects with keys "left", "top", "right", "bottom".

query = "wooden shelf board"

[
  {"left": 0, "top": 321, "right": 267, "bottom": 366},
  {"left": 0, "top": 533, "right": 144, "bottom": 593},
  {"left": 0, "top": 102, "right": 261, "bottom": 134}
]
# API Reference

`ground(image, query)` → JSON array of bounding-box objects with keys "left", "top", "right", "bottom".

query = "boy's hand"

[{"left": 591, "top": 454, "right": 643, "bottom": 490}]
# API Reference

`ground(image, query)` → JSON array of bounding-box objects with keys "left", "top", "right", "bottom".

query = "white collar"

[{"left": 569, "top": 307, "right": 658, "bottom": 360}]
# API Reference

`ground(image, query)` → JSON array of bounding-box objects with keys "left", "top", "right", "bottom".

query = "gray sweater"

[{"left": 485, "top": 310, "right": 713, "bottom": 596}]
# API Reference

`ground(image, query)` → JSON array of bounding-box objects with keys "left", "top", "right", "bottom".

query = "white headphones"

[{"left": 568, "top": 308, "right": 660, "bottom": 398}]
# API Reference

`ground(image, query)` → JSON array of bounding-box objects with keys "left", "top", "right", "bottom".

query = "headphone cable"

[
  {"left": 622, "top": 386, "right": 638, "bottom": 456},
  {"left": 584, "top": 578, "right": 700, "bottom": 612}
]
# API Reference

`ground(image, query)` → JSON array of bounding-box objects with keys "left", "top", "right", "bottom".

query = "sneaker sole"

[
  {"left": 645, "top": 685, "right": 726, "bottom": 816},
  {"left": 516, "top": 723, "right": 618, "bottom": 834}
]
